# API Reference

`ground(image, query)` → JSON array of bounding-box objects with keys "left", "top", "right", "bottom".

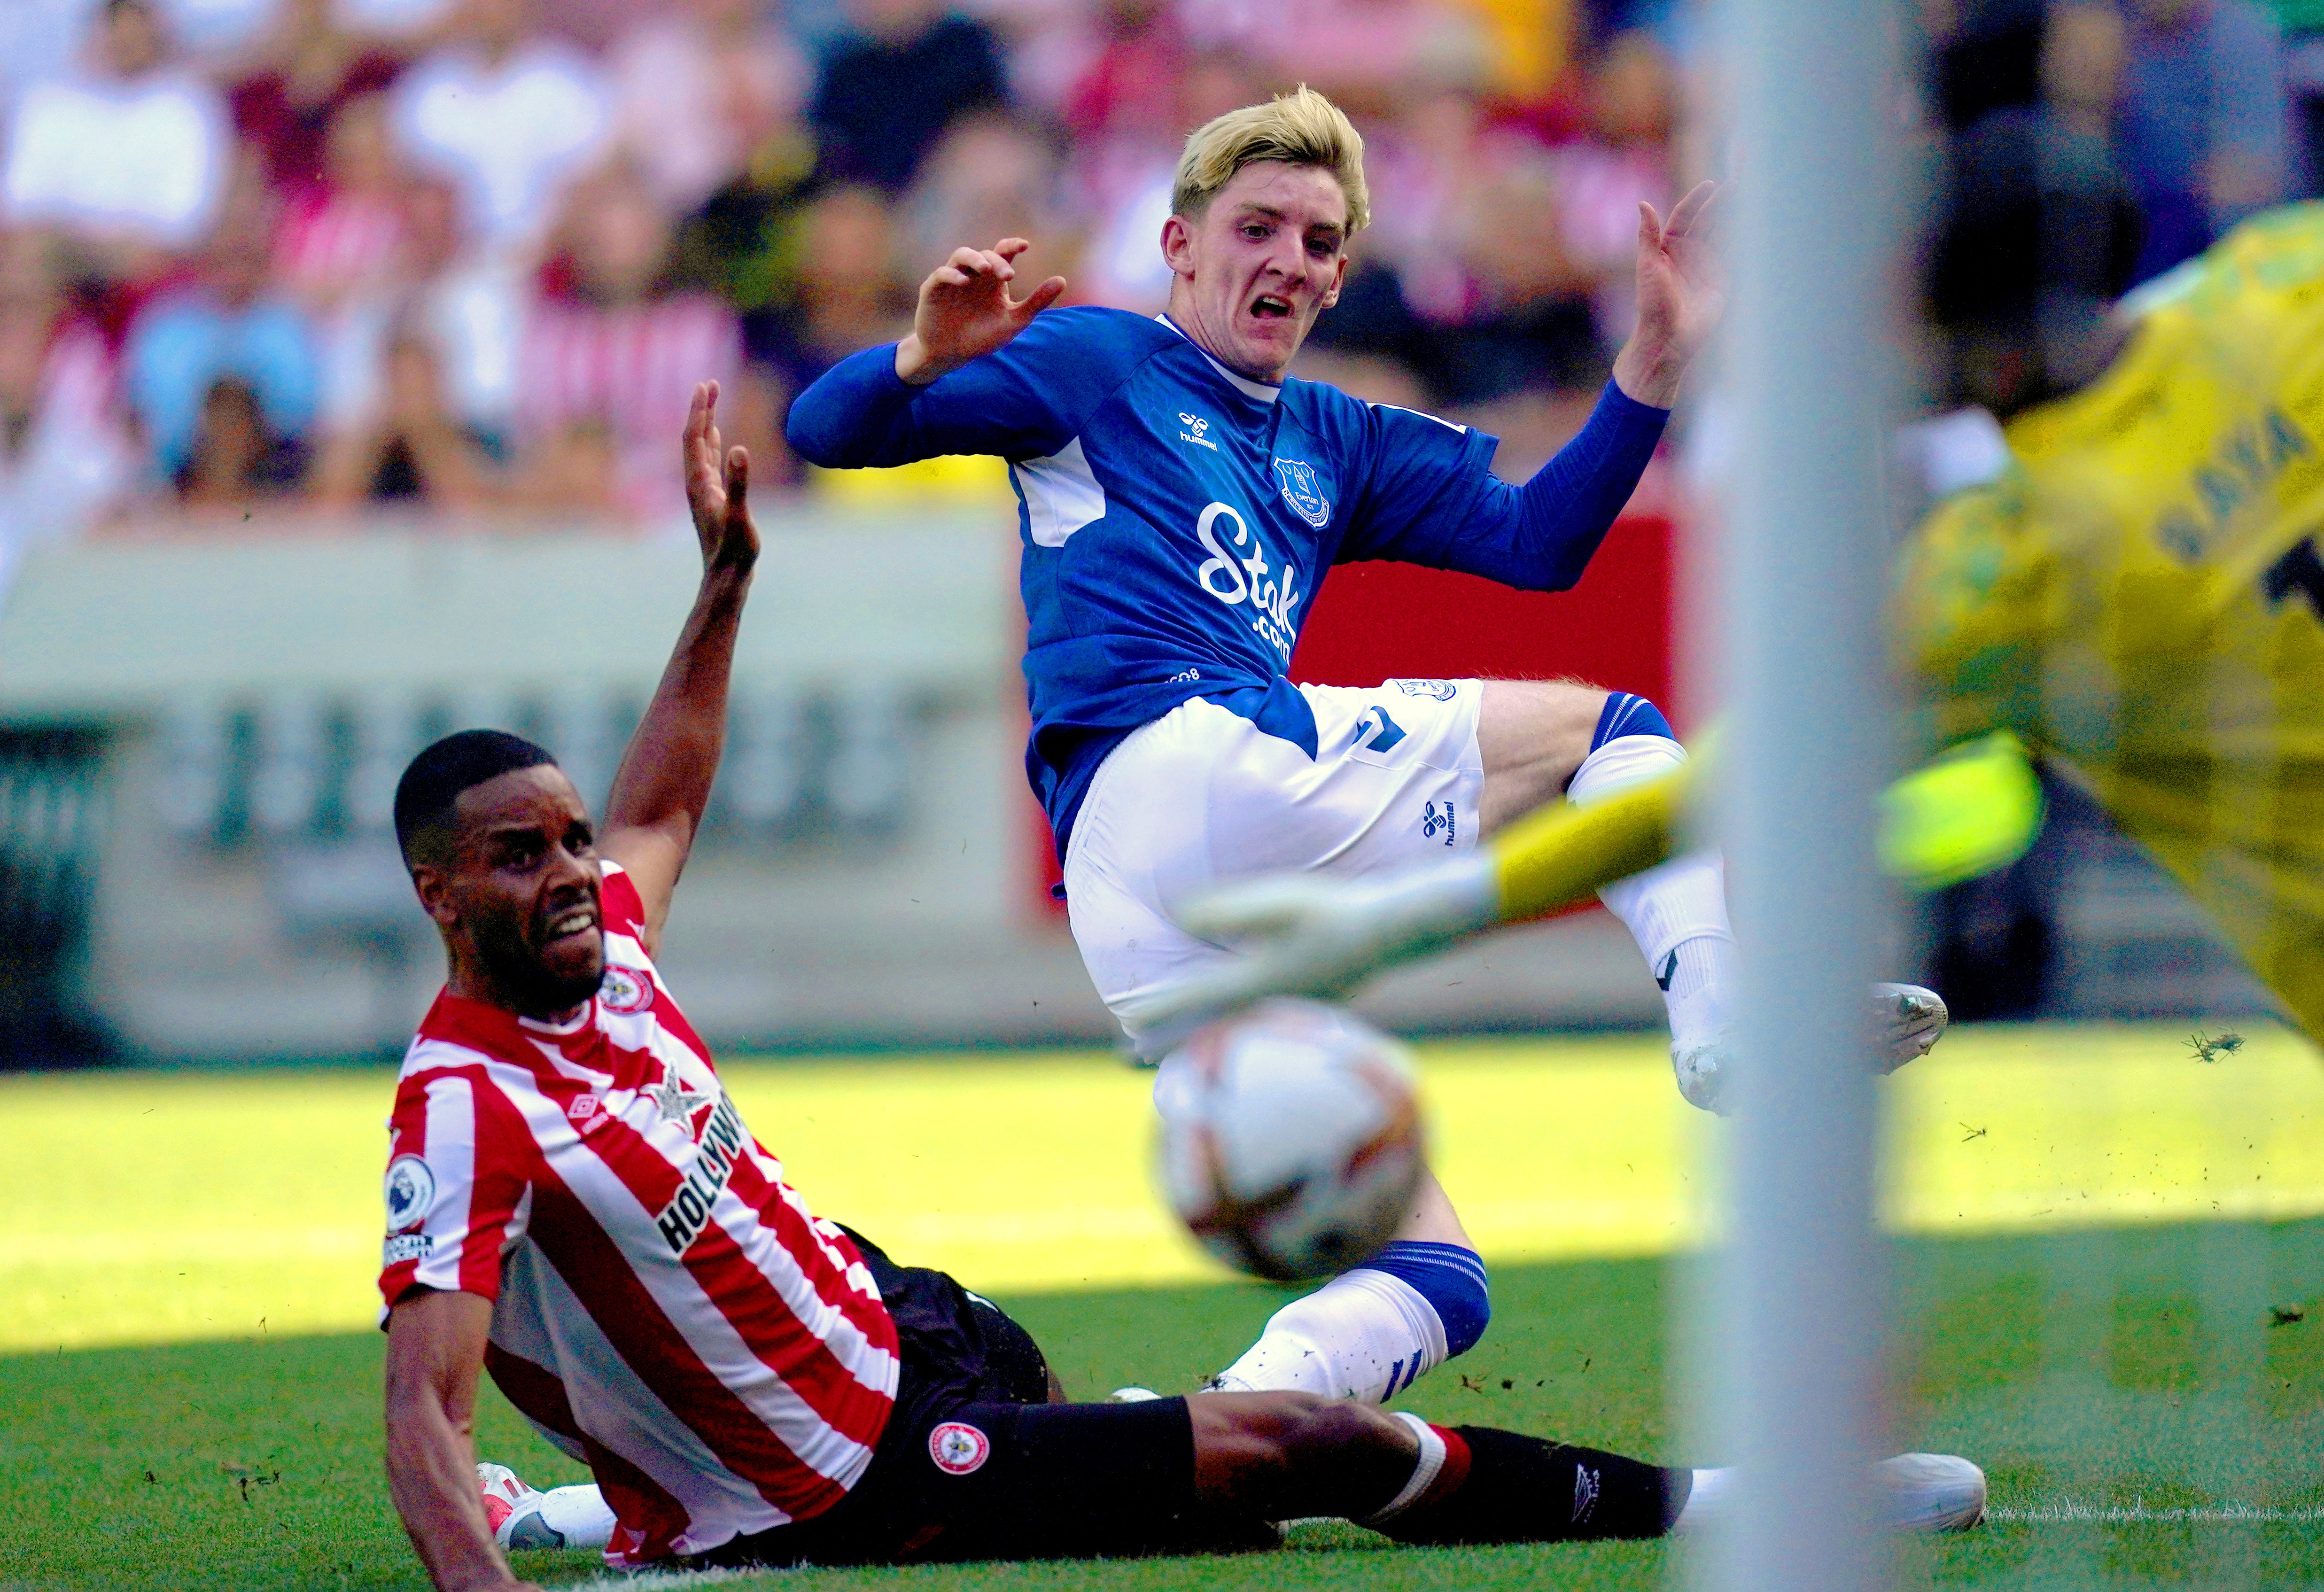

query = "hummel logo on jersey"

[
  {"left": 1572, "top": 1463, "right": 1601, "bottom": 1523},
  {"left": 1656, "top": 949, "right": 1679, "bottom": 991},
  {"left": 653, "top": 1092, "right": 749, "bottom": 1254},
  {"left": 1177, "top": 412, "right": 1217, "bottom": 450},
  {"left": 1422, "top": 800, "right": 1456, "bottom": 844}
]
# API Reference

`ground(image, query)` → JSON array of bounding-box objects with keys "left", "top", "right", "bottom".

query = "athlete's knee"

[
  {"left": 1480, "top": 677, "right": 1610, "bottom": 752},
  {"left": 1479, "top": 680, "right": 1622, "bottom": 827}
]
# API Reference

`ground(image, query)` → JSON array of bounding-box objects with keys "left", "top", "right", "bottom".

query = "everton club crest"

[{"left": 1271, "top": 457, "right": 1331, "bottom": 528}]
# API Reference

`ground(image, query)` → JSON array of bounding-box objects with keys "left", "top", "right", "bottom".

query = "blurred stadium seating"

[{"left": 0, "top": 0, "right": 2310, "bottom": 1062}]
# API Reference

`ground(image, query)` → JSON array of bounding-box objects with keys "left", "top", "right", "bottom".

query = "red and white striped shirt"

[
  {"left": 274, "top": 187, "right": 409, "bottom": 307},
  {"left": 378, "top": 864, "right": 899, "bottom": 1564}
]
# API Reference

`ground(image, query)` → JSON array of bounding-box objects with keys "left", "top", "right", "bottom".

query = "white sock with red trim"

[{"left": 1360, "top": 1413, "right": 1453, "bottom": 1526}]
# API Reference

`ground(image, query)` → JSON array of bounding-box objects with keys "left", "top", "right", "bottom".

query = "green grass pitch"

[{"left": 8, "top": 1026, "right": 2324, "bottom": 1588}]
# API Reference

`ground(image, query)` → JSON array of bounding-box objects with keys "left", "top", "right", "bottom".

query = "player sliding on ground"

[
  {"left": 784, "top": 84, "right": 1946, "bottom": 1416},
  {"left": 1126, "top": 203, "right": 2324, "bottom": 1051},
  {"left": 376, "top": 383, "right": 1987, "bottom": 1586}
]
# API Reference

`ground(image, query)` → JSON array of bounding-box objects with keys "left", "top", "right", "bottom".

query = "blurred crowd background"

[
  {"left": 0, "top": 0, "right": 2300, "bottom": 1066},
  {"left": 1, "top": 0, "right": 2306, "bottom": 558}
]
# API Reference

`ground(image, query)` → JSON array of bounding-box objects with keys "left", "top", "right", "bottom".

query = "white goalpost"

[{"left": 1705, "top": 0, "right": 1899, "bottom": 1587}]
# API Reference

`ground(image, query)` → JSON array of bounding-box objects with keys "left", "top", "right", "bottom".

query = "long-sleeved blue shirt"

[{"left": 787, "top": 307, "right": 1667, "bottom": 852}]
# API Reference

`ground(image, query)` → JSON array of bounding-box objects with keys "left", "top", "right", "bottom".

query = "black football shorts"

[{"left": 682, "top": 1229, "right": 1227, "bottom": 1568}]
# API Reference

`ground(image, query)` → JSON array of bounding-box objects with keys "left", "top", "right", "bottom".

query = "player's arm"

[
  {"left": 784, "top": 237, "right": 1069, "bottom": 468},
  {"left": 1341, "top": 184, "right": 1720, "bottom": 591},
  {"left": 383, "top": 1289, "right": 541, "bottom": 1592},
  {"left": 598, "top": 382, "right": 761, "bottom": 952}
]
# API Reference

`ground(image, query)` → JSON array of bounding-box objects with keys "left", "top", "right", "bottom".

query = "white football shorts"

[{"left": 1064, "top": 678, "right": 1485, "bottom": 1061}]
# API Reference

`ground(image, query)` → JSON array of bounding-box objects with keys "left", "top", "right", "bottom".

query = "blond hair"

[{"left": 1171, "top": 85, "right": 1370, "bottom": 236}]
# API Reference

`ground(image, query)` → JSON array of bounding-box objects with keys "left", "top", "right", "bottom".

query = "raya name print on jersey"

[
  {"left": 653, "top": 1092, "right": 750, "bottom": 1255},
  {"left": 2153, "top": 407, "right": 2312, "bottom": 565}
]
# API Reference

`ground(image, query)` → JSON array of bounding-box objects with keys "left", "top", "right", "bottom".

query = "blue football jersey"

[{"left": 787, "top": 307, "right": 1666, "bottom": 849}]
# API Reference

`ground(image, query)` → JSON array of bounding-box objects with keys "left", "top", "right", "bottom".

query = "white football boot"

[
  {"left": 1870, "top": 982, "right": 1950, "bottom": 1073},
  {"left": 1674, "top": 982, "right": 1950, "bottom": 1115},
  {"left": 476, "top": 1461, "right": 565, "bottom": 1551},
  {"left": 1874, "top": 1451, "right": 1988, "bottom": 1532},
  {"left": 1678, "top": 1451, "right": 1986, "bottom": 1534}
]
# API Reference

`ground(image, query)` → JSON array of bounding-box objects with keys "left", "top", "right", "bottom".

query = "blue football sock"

[
  {"left": 1362, "top": 1241, "right": 1492, "bottom": 1362},
  {"left": 1209, "top": 1242, "right": 1490, "bottom": 1403},
  {"left": 1592, "top": 691, "right": 1674, "bottom": 750}
]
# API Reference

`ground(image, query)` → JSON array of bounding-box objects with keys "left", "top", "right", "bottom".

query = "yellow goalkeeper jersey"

[{"left": 1895, "top": 203, "right": 2324, "bottom": 1035}]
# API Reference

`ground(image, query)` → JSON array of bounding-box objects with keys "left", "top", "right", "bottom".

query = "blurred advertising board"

[{"left": 0, "top": 505, "right": 1674, "bottom": 1066}]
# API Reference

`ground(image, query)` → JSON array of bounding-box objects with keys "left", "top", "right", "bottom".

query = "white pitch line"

[
  {"left": 1990, "top": 1504, "right": 2324, "bottom": 1524},
  {"left": 564, "top": 1569, "right": 757, "bottom": 1589}
]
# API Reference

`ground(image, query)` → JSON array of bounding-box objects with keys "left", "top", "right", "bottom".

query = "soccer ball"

[{"left": 1157, "top": 1000, "right": 1426, "bottom": 1283}]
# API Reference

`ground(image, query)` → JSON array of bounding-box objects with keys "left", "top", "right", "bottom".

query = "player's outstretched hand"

[
  {"left": 895, "top": 238, "right": 1066, "bottom": 386},
  {"left": 683, "top": 380, "right": 760, "bottom": 577},
  {"left": 1120, "top": 859, "right": 1500, "bottom": 1051},
  {"left": 1613, "top": 180, "right": 1724, "bottom": 408}
]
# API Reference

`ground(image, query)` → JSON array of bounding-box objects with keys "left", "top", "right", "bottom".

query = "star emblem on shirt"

[{"left": 645, "top": 1063, "right": 713, "bottom": 1129}]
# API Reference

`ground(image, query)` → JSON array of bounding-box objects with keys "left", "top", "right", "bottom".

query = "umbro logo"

[
  {"left": 1656, "top": 949, "right": 1679, "bottom": 992},
  {"left": 1177, "top": 412, "right": 1218, "bottom": 450},
  {"left": 1573, "top": 1463, "right": 1601, "bottom": 1523}
]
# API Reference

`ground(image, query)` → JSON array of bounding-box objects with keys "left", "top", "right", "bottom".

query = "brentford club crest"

[
  {"left": 599, "top": 965, "right": 654, "bottom": 1014},
  {"left": 928, "top": 1421, "right": 991, "bottom": 1476}
]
